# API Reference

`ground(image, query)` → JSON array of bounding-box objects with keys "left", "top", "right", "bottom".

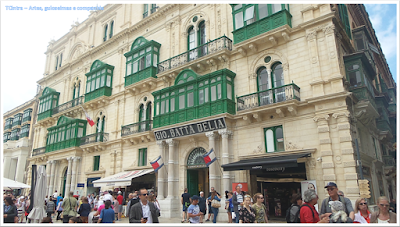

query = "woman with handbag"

[
  {"left": 56, "top": 198, "right": 63, "bottom": 220},
  {"left": 252, "top": 193, "right": 268, "bottom": 223},
  {"left": 78, "top": 197, "right": 91, "bottom": 223},
  {"left": 208, "top": 191, "right": 221, "bottom": 223}
]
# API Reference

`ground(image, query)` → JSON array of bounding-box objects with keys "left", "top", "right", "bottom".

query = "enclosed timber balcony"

[
  {"left": 52, "top": 96, "right": 84, "bottom": 115},
  {"left": 383, "top": 155, "right": 395, "bottom": 167},
  {"left": 121, "top": 120, "right": 152, "bottom": 137},
  {"left": 157, "top": 36, "right": 232, "bottom": 74},
  {"left": 237, "top": 83, "right": 300, "bottom": 111},
  {"left": 32, "top": 147, "right": 46, "bottom": 156},
  {"left": 80, "top": 132, "right": 109, "bottom": 145}
]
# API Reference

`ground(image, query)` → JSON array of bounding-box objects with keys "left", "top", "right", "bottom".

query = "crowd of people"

[{"left": 3, "top": 181, "right": 398, "bottom": 224}]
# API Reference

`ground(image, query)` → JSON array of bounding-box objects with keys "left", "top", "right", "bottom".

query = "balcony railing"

[
  {"left": 22, "top": 116, "right": 32, "bottom": 123},
  {"left": 157, "top": 36, "right": 232, "bottom": 74},
  {"left": 52, "top": 96, "right": 84, "bottom": 115},
  {"left": 32, "top": 147, "right": 46, "bottom": 156},
  {"left": 12, "top": 120, "right": 21, "bottom": 127},
  {"left": 121, "top": 120, "right": 152, "bottom": 137},
  {"left": 383, "top": 155, "right": 395, "bottom": 167},
  {"left": 237, "top": 83, "right": 300, "bottom": 111},
  {"left": 143, "top": 11, "right": 148, "bottom": 18},
  {"left": 80, "top": 132, "right": 109, "bottom": 146},
  {"left": 151, "top": 7, "right": 156, "bottom": 14},
  {"left": 4, "top": 124, "right": 12, "bottom": 130}
]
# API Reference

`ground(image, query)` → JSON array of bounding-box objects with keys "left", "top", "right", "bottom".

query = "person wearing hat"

[
  {"left": 320, "top": 182, "right": 354, "bottom": 221},
  {"left": 187, "top": 195, "right": 203, "bottom": 224},
  {"left": 104, "top": 191, "right": 113, "bottom": 202},
  {"left": 117, "top": 191, "right": 123, "bottom": 221}
]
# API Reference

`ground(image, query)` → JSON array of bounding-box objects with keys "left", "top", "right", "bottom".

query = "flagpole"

[{"left": 79, "top": 104, "right": 100, "bottom": 131}]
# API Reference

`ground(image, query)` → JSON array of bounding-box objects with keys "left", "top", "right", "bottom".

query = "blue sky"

[{"left": 365, "top": 4, "right": 398, "bottom": 83}]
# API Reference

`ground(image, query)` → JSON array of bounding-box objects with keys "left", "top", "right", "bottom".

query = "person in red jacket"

[
  {"left": 117, "top": 191, "right": 124, "bottom": 221},
  {"left": 300, "top": 189, "right": 329, "bottom": 223}
]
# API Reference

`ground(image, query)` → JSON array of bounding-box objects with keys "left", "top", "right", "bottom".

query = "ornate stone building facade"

[{"left": 26, "top": 4, "right": 396, "bottom": 220}]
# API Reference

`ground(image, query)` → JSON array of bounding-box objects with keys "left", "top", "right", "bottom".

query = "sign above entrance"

[
  {"left": 154, "top": 117, "right": 226, "bottom": 141},
  {"left": 77, "top": 183, "right": 85, "bottom": 187}
]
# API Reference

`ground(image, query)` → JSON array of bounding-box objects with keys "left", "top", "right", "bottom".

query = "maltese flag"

[
  {"left": 84, "top": 110, "right": 95, "bottom": 127},
  {"left": 150, "top": 156, "right": 164, "bottom": 172},
  {"left": 203, "top": 148, "right": 217, "bottom": 167}
]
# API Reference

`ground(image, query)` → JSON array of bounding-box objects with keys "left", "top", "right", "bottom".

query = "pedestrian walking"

[
  {"left": 126, "top": 193, "right": 134, "bottom": 217},
  {"left": 198, "top": 191, "right": 207, "bottom": 223},
  {"left": 300, "top": 189, "right": 329, "bottom": 223},
  {"left": 149, "top": 194, "right": 160, "bottom": 211},
  {"left": 129, "top": 188, "right": 160, "bottom": 223},
  {"left": 46, "top": 196, "right": 56, "bottom": 218},
  {"left": 61, "top": 191, "right": 78, "bottom": 223},
  {"left": 208, "top": 190, "right": 221, "bottom": 223},
  {"left": 353, "top": 197, "right": 371, "bottom": 223},
  {"left": 232, "top": 185, "right": 244, "bottom": 223},
  {"left": 225, "top": 191, "right": 233, "bottom": 223},
  {"left": 320, "top": 182, "right": 355, "bottom": 220},
  {"left": 113, "top": 194, "right": 120, "bottom": 221},
  {"left": 181, "top": 188, "right": 191, "bottom": 223},
  {"left": 93, "top": 195, "right": 99, "bottom": 211},
  {"left": 117, "top": 191, "right": 124, "bottom": 221},
  {"left": 370, "top": 196, "right": 397, "bottom": 223},
  {"left": 239, "top": 195, "right": 256, "bottom": 223},
  {"left": 98, "top": 200, "right": 115, "bottom": 223},
  {"left": 3, "top": 196, "right": 18, "bottom": 223},
  {"left": 78, "top": 196, "right": 91, "bottom": 223},
  {"left": 187, "top": 195, "right": 203, "bottom": 224},
  {"left": 56, "top": 198, "right": 63, "bottom": 220},
  {"left": 206, "top": 187, "right": 219, "bottom": 222},
  {"left": 253, "top": 193, "right": 268, "bottom": 223},
  {"left": 17, "top": 196, "right": 26, "bottom": 223},
  {"left": 286, "top": 193, "right": 302, "bottom": 223}
]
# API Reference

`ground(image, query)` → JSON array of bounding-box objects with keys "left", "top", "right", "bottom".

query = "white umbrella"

[
  {"left": 2, "top": 178, "right": 31, "bottom": 190},
  {"left": 27, "top": 165, "right": 47, "bottom": 223}
]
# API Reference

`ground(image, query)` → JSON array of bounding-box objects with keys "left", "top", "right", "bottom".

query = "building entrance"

[
  {"left": 186, "top": 147, "right": 209, "bottom": 197},
  {"left": 62, "top": 168, "right": 67, "bottom": 197}
]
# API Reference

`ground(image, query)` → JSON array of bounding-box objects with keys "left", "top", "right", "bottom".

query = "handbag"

[{"left": 211, "top": 199, "right": 221, "bottom": 208}]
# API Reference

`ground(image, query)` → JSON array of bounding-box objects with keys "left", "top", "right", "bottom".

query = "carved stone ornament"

[
  {"left": 253, "top": 144, "right": 264, "bottom": 154},
  {"left": 286, "top": 141, "right": 299, "bottom": 150},
  {"left": 306, "top": 30, "right": 317, "bottom": 41}
]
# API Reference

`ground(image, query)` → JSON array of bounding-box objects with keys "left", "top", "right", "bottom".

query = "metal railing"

[
  {"left": 80, "top": 132, "right": 109, "bottom": 146},
  {"left": 383, "top": 155, "right": 395, "bottom": 167},
  {"left": 32, "top": 147, "right": 46, "bottom": 156},
  {"left": 52, "top": 96, "right": 84, "bottom": 115},
  {"left": 237, "top": 83, "right": 300, "bottom": 111},
  {"left": 151, "top": 7, "right": 157, "bottom": 14},
  {"left": 143, "top": 11, "right": 148, "bottom": 18},
  {"left": 121, "top": 120, "right": 152, "bottom": 137},
  {"left": 157, "top": 36, "right": 232, "bottom": 74}
]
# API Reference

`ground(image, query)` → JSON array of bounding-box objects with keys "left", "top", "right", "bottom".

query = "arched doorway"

[
  {"left": 61, "top": 168, "right": 67, "bottom": 197},
  {"left": 186, "top": 147, "right": 209, "bottom": 197}
]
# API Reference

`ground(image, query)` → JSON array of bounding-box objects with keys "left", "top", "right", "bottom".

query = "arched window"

[
  {"left": 264, "top": 126, "right": 284, "bottom": 152},
  {"left": 96, "top": 116, "right": 106, "bottom": 142},
  {"left": 257, "top": 67, "right": 269, "bottom": 91},
  {"left": 55, "top": 56, "right": 59, "bottom": 70},
  {"left": 271, "top": 62, "right": 286, "bottom": 102},
  {"left": 188, "top": 26, "right": 196, "bottom": 61},
  {"left": 103, "top": 24, "right": 108, "bottom": 42},
  {"left": 59, "top": 53, "right": 63, "bottom": 68},
  {"left": 188, "top": 21, "right": 207, "bottom": 61},
  {"left": 72, "top": 82, "right": 80, "bottom": 100},
  {"left": 146, "top": 102, "right": 152, "bottom": 121}
]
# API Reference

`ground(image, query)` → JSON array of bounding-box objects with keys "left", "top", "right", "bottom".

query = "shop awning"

[
  {"left": 221, "top": 153, "right": 311, "bottom": 171},
  {"left": 92, "top": 169, "right": 154, "bottom": 187}
]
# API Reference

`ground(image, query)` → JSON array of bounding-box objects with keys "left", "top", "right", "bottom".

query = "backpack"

[
  {"left": 286, "top": 204, "right": 300, "bottom": 223},
  {"left": 324, "top": 196, "right": 347, "bottom": 215}
]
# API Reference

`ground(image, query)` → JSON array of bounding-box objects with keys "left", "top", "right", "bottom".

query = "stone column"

[
  {"left": 48, "top": 160, "right": 57, "bottom": 197},
  {"left": 219, "top": 129, "right": 232, "bottom": 192},
  {"left": 46, "top": 160, "right": 51, "bottom": 196},
  {"left": 166, "top": 139, "right": 179, "bottom": 199},
  {"left": 65, "top": 157, "right": 73, "bottom": 194},
  {"left": 206, "top": 131, "right": 221, "bottom": 193},
  {"left": 156, "top": 141, "right": 166, "bottom": 199},
  {"left": 70, "top": 157, "right": 80, "bottom": 193},
  {"left": 3, "top": 156, "right": 12, "bottom": 179},
  {"left": 391, "top": 178, "right": 396, "bottom": 200}
]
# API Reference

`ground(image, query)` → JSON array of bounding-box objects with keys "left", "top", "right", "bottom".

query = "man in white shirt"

[
  {"left": 129, "top": 188, "right": 160, "bottom": 223},
  {"left": 103, "top": 191, "right": 113, "bottom": 202},
  {"left": 53, "top": 190, "right": 58, "bottom": 199}
]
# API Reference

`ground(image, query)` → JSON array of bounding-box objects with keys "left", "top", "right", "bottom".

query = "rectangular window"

[
  {"left": 165, "top": 99, "right": 169, "bottom": 113},
  {"left": 205, "top": 87, "right": 209, "bottom": 103},
  {"left": 156, "top": 102, "right": 159, "bottom": 115},
  {"left": 258, "top": 4, "right": 269, "bottom": 19},
  {"left": 91, "top": 79, "right": 95, "bottom": 91},
  {"left": 264, "top": 126, "right": 284, "bottom": 153},
  {"left": 211, "top": 86, "right": 216, "bottom": 101},
  {"left": 235, "top": 12, "right": 244, "bottom": 29},
  {"left": 187, "top": 92, "right": 194, "bottom": 107},
  {"left": 244, "top": 6, "right": 255, "bottom": 25},
  {"left": 349, "top": 71, "right": 362, "bottom": 87},
  {"left": 170, "top": 98, "right": 175, "bottom": 112},
  {"left": 271, "top": 4, "right": 281, "bottom": 14},
  {"left": 87, "top": 78, "right": 91, "bottom": 92},
  {"left": 93, "top": 156, "right": 100, "bottom": 171},
  {"left": 138, "top": 148, "right": 147, "bottom": 166},
  {"left": 153, "top": 54, "right": 157, "bottom": 67},
  {"left": 199, "top": 90, "right": 204, "bottom": 104},
  {"left": 234, "top": 4, "right": 242, "bottom": 10},
  {"left": 77, "top": 128, "right": 83, "bottom": 137},
  {"left": 101, "top": 75, "right": 105, "bottom": 87},
  {"left": 146, "top": 54, "right": 151, "bottom": 67},
  {"left": 179, "top": 95, "right": 185, "bottom": 109},
  {"left": 227, "top": 83, "right": 232, "bottom": 100},
  {"left": 107, "top": 75, "right": 111, "bottom": 87},
  {"left": 139, "top": 57, "right": 145, "bottom": 71},
  {"left": 96, "top": 77, "right": 100, "bottom": 89},
  {"left": 127, "top": 63, "right": 132, "bottom": 75},
  {"left": 161, "top": 100, "right": 165, "bottom": 114},
  {"left": 217, "top": 84, "right": 222, "bottom": 99},
  {"left": 133, "top": 60, "right": 138, "bottom": 74}
]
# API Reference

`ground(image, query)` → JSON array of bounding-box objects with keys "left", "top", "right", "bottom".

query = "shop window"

[
  {"left": 138, "top": 148, "right": 147, "bottom": 166},
  {"left": 93, "top": 156, "right": 100, "bottom": 171},
  {"left": 264, "top": 126, "right": 284, "bottom": 152},
  {"left": 85, "top": 60, "right": 114, "bottom": 102}
]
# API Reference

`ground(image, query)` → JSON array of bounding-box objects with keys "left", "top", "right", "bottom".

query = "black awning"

[{"left": 221, "top": 153, "right": 311, "bottom": 171}]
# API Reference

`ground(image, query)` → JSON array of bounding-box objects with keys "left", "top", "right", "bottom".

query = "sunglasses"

[
  {"left": 141, "top": 193, "right": 148, "bottom": 196},
  {"left": 379, "top": 204, "right": 389, "bottom": 207},
  {"left": 359, "top": 202, "right": 367, "bottom": 205},
  {"left": 326, "top": 188, "right": 336, "bottom": 191},
  {"left": 258, "top": 197, "right": 264, "bottom": 199}
]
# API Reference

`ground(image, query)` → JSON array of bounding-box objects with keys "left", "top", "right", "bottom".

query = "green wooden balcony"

[
  {"left": 233, "top": 9, "right": 292, "bottom": 44},
  {"left": 37, "top": 110, "right": 52, "bottom": 121},
  {"left": 121, "top": 120, "right": 152, "bottom": 137},
  {"left": 383, "top": 155, "right": 395, "bottom": 167},
  {"left": 32, "top": 147, "right": 46, "bottom": 156},
  {"left": 350, "top": 86, "right": 377, "bottom": 110},
  {"left": 157, "top": 36, "right": 232, "bottom": 74},
  {"left": 237, "top": 83, "right": 300, "bottom": 111},
  {"left": 22, "top": 116, "right": 31, "bottom": 123},
  {"left": 85, "top": 87, "right": 112, "bottom": 103},
  {"left": 12, "top": 120, "right": 21, "bottom": 128},
  {"left": 125, "top": 66, "right": 158, "bottom": 87},
  {"left": 46, "top": 137, "right": 82, "bottom": 153},
  {"left": 52, "top": 96, "right": 84, "bottom": 115},
  {"left": 80, "top": 132, "right": 109, "bottom": 145},
  {"left": 4, "top": 124, "right": 12, "bottom": 130},
  {"left": 20, "top": 131, "right": 29, "bottom": 139},
  {"left": 153, "top": 99, "right": 236, "bottom": 128}
]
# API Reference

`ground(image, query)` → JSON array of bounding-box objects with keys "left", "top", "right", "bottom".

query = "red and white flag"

[
  {"left": 81, "top": 106, "right": 95, "bottom": 127},
  {"left": 150, "top": 156, "right": 164, "bottom": 172},
  {"left": 203, "top": 148, "right": 217, "bottom": 167}
]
